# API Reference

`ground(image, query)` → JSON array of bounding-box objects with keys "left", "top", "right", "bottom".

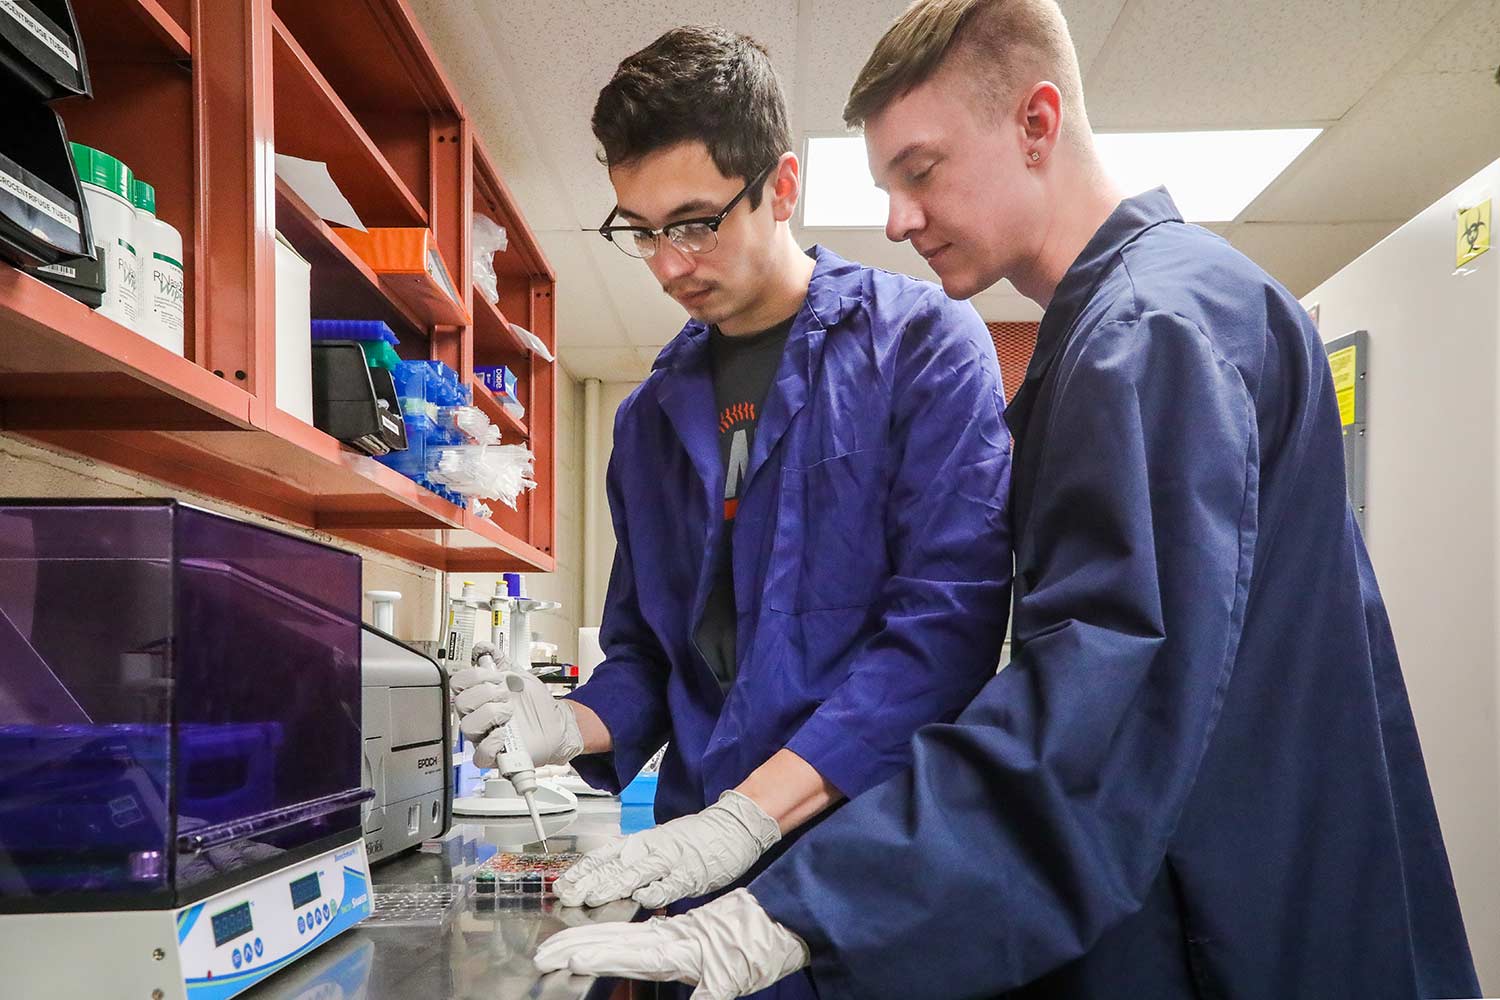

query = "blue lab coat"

[
  {"left": 567, "top": 246, "right": 1014, "bottom": 997},
  {"left": 750, "top": 191, "right": 1480, "bottom": 999}
]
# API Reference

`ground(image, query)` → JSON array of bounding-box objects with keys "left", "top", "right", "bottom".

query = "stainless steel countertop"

[{"left": 240, "top": 798, "right": 646, "bottom": 1000}]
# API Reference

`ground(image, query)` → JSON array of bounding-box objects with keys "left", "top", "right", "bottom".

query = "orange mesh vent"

[{"left": 986, "top": 322, "right": 1039, "bottom": 403}]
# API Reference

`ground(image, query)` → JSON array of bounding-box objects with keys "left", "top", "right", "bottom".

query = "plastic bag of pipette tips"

[
  {"left": 472, "top": 215, "right": 508, "bottom": 306},
  {"left": 427, "top": 443, "right": 536, "bottom": 509}
]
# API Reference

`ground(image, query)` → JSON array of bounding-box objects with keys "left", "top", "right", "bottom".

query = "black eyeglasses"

[{"left": 594, "top": 161, "right": 777, "bottom": 260}]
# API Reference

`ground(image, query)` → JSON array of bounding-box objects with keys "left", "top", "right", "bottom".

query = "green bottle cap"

[
  {"left": 130, "top": 179, "right": 156, "bottom": 215},
  {"left": 70, "top": 143, "right": 132, "bottom": 201}
]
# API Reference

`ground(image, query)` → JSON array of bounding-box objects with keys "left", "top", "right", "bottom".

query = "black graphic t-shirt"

[{"left": 693, "top": 315, "right": 795, "bottom": 691}]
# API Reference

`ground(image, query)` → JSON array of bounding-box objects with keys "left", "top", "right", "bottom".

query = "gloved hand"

[
  {"left": 449, "top": 645, "right": 583, "bottom": 769},
  {"left": 554, "top": 790, "right": 781, "bottom": 908},
  {"left": 533, "top": 888, "right": 809, "bottom": 999}
]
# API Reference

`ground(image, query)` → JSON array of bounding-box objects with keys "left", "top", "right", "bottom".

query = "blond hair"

[{"left": 843, "top": 0, "right": 1089, "bottom": 135}]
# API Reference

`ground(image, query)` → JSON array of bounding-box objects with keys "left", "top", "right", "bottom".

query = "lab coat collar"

[
  {"left": 650, "top": 244, "right": 859, "bottom": 374},
  {"left": 1002, "top": 188, "right": 1182, "bottom": 453},
  {"left": 1024, "top": 187, "right": 1183, "bottom": 390}
]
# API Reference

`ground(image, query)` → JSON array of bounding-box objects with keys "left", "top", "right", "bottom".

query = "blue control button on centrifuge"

[
  {"left": 243, "top": 944, "right": 254, "bottom": 965},
  {"left": 254, "top": 938, "right": 263, "bottom": 957},
  {"left": 322, "top": 903, "right": 331, "bottom": 921},
  {"left": 314, "top": 908, "right": 323, "bottom": 926},
  {"left": 298, "top": 915, "right": 306, "bottom": 934}
]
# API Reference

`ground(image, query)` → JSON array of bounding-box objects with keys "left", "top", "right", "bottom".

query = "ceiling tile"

[
  {"left": 406, "top": 0, "right": 577, "bottom": 232},
  {"left": 535, "top": 232, "right": 632, "bottom": 348},
  {"left": 1243, "top": 68, "right": 1500, "bottom": 224},
  {"left": 1409, "top": 0, "right": 1500, "bottom": 73},
  {"left": 1223, "top": 221, "right": 1400, "bottom": 297},
  {"left": 1085, "top": 0, "right": 1462, "bottom": 128}
]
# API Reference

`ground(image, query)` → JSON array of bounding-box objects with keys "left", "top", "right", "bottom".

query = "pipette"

[{"left": 476, "top": 653, "right": 549, "bottom": 852}]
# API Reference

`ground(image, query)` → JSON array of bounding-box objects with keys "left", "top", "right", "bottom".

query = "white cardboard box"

[{"left": 274, "top": 230, "right": 313, "bottom": 424}]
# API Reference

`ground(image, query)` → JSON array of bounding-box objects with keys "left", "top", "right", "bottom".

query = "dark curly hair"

[{"left": 592, "top": 26, "right": 792, "bottom": 209}]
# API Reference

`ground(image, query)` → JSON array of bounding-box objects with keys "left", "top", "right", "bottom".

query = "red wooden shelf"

[
  {"left": 73, "top": 0, "right": 190, "bottom": 62},
  {"left": 0, "top": 269, "right": 252, "bottom": 431},
  {"left": 336, "top": 520, "right": 554, "bottom": 573},
  {"left": 272, "top": 1, "right": 463, "bottom": 117},
  {"left": 473, "top": 143, "right": 554, "bottom": 282},
  {"left": 274, "top": 178, "right": 428, "bottom": 342},
  {"left": 20, "top": 405, "right": 549, "bottom": 570},
  {"left": 472, "top": 291, "right": 530, "bottom": 356},
  {"left": 469, "top": 377, "right": 529, "bottom": 440},
  {"left": 271, "top": 13, "right": 428, "bottom": 228}
]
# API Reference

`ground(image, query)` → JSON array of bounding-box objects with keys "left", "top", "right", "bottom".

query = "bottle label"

[
  {"left": 105, "top": 238, "right": 139, "bottom": 323},
  {"left": 150, "top": 253, "right": 185, "bottom": 334}
]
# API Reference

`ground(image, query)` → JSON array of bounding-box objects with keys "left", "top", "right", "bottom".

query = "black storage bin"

[
  {"left": 312, "top": 340, "right": 409, "bottom": 457},
  {"left": 23, "top": 248, "right": 103, "bottom": 306},
  {"left": 0, "top": 97, "right": 92, "bottom": 267},
  {"left": 0, "top": 0, "right": 89, "bottom": 101}
]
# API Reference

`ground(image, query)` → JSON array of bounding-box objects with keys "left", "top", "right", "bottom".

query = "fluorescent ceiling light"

[
  {"left": 1093, "top": 128, "right": 1321, "bottom": 222},
  {"left": 801, "top": 129, "right": 1321, "bottom": 227},
  {"left": 802, "top": 136, "right": 889, "bottom": 227}
]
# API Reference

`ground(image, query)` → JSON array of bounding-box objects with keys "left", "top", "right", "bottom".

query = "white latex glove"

[
  {"left": 533, "top": 888, "right": 809, "bottom": 999},
  {"left": 449, "top": 649, "right": 583, "bottom": 768},
  {"left": 555, "top": 790, "right": 780, "bottom": 909}
]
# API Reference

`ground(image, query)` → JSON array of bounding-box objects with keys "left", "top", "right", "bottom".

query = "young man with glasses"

[{"left": 449, "top": 25, "right": 1013, "bottom": 997}]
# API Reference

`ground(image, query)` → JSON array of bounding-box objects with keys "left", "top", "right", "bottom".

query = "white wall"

[
  {"left": 1304, "top": 159, "right": 1500, "bottom": 991},
  {"left": 582, "top": 380, "right": 643, "bottom": 628}
]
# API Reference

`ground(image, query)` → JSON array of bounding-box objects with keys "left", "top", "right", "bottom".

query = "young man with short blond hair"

[{"left": 535, "top": 3, "right": 1479, "bottom": 998}]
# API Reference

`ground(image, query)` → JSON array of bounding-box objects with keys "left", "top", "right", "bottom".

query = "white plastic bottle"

[
  {"left": 71, "top": 143, "right": 139, "bottom": 330},
  {"left": 129, "top": 179, "right": 185, "bottom": 355}
]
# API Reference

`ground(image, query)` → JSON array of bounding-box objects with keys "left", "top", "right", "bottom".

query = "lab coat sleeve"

[
  {"left": 782, "top": 290, "right": 1013, "bottom": 797},
  {"left": 565, "top": 437, "right": 674, "bottom": 793},
  {"left": 752, "top": 311, "right": 1259, "bottom": 998}
]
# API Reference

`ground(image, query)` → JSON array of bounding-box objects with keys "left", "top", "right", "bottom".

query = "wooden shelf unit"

[
  {"left": 469, "top": 136, "right": 557, "bottom": 563},
  {"left": 473, "top": 290, "right": 532, "bottom": 356},
  {"left": 270, "top": 12, "right": 428, "bottom": 229},
  {"left": 470, "top": 378, "right": 529, "bottom": 441},
  {"left": 73, "top": 0, "right": 190, "bottom": 63},
  {"left": 0, "top": 0, "right": 558, "bottom": 573},
  {"left": 274, "top": 178, "right": 428, "bottom": 347}
]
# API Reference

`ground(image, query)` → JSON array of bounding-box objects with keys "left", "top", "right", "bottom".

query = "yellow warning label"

[
  {"left": 1329, "top": 346, "right": 1357, "bottom": 427},
  {"left": 1457, "top": 199, "right": 1491, "bottom": 268}
]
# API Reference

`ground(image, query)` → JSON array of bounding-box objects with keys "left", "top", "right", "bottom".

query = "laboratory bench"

[{"left": 240, "top": 798, "right": 653, "bottom": 1000}]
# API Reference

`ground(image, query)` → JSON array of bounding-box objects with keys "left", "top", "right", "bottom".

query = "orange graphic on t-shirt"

[{"left": 719, "top": 402, "right": 756, "bottom": 433}]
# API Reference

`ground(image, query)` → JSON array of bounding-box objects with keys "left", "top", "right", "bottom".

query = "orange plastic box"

[{"left": 333, "top": 226, "right": 469, "bottom": 328}]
